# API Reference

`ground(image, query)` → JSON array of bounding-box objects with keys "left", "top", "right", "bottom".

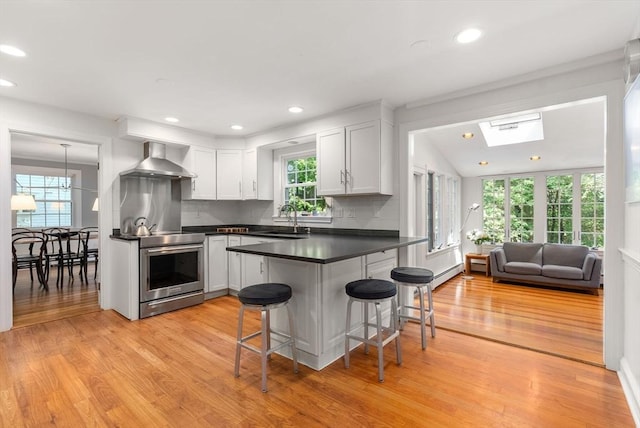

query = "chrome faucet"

[{"left": 279, "top": 203, "right": 299, "bottom": 233}]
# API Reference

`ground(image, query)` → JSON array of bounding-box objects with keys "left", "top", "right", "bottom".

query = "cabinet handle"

[
  {"left": 253, "top": 180, "right": 256, "bottom": 191},
  {"left": 345, "top": 170, "right": 350, "bottom": 185},
  {"left": 260, "top": 261, "right": 264, "bottom": 274},
  {"left": 192, "top": 180, "right": 196, "bottom": 191},
  {"left": 340, "top": 170, "right": 345, "bottom": 184}
]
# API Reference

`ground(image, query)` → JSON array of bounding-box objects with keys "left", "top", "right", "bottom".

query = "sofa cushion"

[
  {"left": 542, "top": 243, "right": 589, "bottom": 268},
  {"left": 541, "top": 264, "right": 584, "bottom": 280},
  {"left": 504, "top": 261, "right": 542, "bottom": 275},
  {"left": 502, "top": 242, "right": 543, "bottom": 264}
]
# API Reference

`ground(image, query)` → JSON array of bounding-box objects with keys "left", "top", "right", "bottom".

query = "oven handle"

[
  {"left": 145, "top": 244, "right": 204, "bottom": 254},
  {"left": 146, "top": 291, "right": 203, "bottom": 308}
]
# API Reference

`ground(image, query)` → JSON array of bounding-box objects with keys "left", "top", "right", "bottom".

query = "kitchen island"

[{"left": 226, "top": 234, "right": 427, "bottom": 370}]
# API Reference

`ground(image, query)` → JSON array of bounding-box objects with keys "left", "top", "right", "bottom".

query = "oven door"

[{"left": 140, "top": 244, "right": 204, "bottom": 302}]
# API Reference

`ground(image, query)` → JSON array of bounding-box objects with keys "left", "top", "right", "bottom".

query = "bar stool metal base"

[
  {"left": 235, "top": 300, "right": 299, "bottom": 392},
  {"left": 344, "top": 283, "right": 402, "bottom": 382},
  {"left": 392, "top": 267, "right": 436, "bottom": 350}
]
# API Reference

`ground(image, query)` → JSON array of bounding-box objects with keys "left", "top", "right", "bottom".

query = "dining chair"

[
  {"left": 43, "top": 228, "right": 84, "bottom": 288},
  {"left": 11, "top": 229, "right": 38, "bottom": 282},
  {"left": 79, "top": 227, "right": 99, "bottom": 281},
  {"left": 12, "top": 234, "right": 48, "bottom": 291}
]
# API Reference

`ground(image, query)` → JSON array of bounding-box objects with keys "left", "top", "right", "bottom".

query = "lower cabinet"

[
  {"left": 241, "top": 236, "right": 275, "bottom": 288},
  {"left": 206, "top": 235, "right": 228, "bottom": 295},
  {"left": 228, "top": 235, "right": 242, "bottom": 292}
]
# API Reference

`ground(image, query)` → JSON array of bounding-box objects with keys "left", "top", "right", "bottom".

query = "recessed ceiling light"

[
  {"left": 530, "top": 155, "right": 541, "bottom": 161},
  {"left": 455, "top": 28, "right": 482, "bottom": 44},
  {"left": 479, "top": 161, "right": 489, "bottom": 166},
  {"left": 0, "top": 44, "right": 26, "bottom": 57},
  {"left": 231, "top": 124, "right": 243, "bottom": 130},
  {"left": 462, "top": 132, "right": 474, "bottom": 139},
  {"left": 0, "top": 78, "right": 16, "bottom": 87},
  {"left": 164, "top": 117, "right": 179, "bottom": 123},
  {"left": 288, "top": 106, "right": 304, "bottom": 114}
]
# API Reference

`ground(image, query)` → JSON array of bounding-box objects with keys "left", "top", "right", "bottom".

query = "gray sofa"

[{"left": 489, "top": 242, "right": 602, "bottom": 294}]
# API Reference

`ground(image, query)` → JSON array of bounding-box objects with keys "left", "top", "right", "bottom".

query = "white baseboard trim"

[
  {"left": 618, "top": 357, "right": 640, "bottom": 427},
  {"left": 432, "top": 265, "right": 463, "bottom": 290}
]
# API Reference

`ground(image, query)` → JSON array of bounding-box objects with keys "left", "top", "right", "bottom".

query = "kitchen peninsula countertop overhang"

[{"left": 226, "top": 235, "right": 428, "bottom": 264}]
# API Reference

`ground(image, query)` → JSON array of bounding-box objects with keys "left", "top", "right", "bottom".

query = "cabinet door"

[
  {"left": 207, "top": 235, "right": 228, "bottom": 292},
  {"left": 242, "top": 149, "right": 258, "bottom": 200},
  {"left": 242, "top": 254, "right": 268, "bottom": 287},
  {"left": 216, "top": 150, "right": 243, "bottom": 199},
  {"left": 181, "top": 147, "right": 216, "bottom": 200},
  {"left": 316, "top": 127, "right": 346, "bottom": 196},
  {"left": 346, "top": 120, "right": 381, "bottom": 195},
  {"left": 243, "top": 148, "right": 274, "bottom": 201},
  {"left": 228, "top": 236, "right": 242, "bottom": 291},
  {"left": 240, "top": 236, "right": 271, "bottom": 287}
]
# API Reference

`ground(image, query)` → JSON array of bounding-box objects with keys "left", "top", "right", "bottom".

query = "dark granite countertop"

[{"left": 226, "top": 235, "right": 427, "bottom": 264}]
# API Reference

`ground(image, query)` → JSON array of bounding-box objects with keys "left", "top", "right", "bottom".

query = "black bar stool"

[
  {"left": 234, "top": 283, "right": 299, "bottom": 392},
  {"left": 391, "top": 267, "right": 436, "bottom": 350},
  {"left": 344, "top": 278, "right": 401, "bottom": 382}
]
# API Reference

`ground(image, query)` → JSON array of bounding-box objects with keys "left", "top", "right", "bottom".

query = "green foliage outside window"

[
  {"left": 284, "top": 156, "right": 327, "bottom": 215},
  {"left": 482, "top": 179, "right": 505, "bottom": 243},
  {"left": 509, "top": 177, "right": 535, "bottom": 242},
  {"left": 580, "top": 173, "right": 605, "bottom": 248}
]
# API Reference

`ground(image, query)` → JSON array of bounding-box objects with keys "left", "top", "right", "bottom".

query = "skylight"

[{"left": 479, "top": 113, "right": 544, "bottom": 147}]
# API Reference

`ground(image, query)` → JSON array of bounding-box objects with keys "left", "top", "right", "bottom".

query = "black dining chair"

[
  {"left": 12, "top": 234, "right": 48, "bottom": 291},
  {"left": 79, "top": 227, "right": 99, "bottom": 281},
  {"left": 43, "top": 228, "right": 84, "bottom": 288},
  {"left": 11, "top": 228, "right": 39, "bottom": 283}
]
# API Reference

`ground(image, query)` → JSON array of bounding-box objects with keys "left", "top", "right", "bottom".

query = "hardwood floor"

[
  {"left": 12, "top": 263, "right": 100, "bottom": 328},
  {"left": 1, "top": 286, "right": 633, "bottom": 426},
  {"left": 431, "top": 273, "right": 603, "bottom": 366}
]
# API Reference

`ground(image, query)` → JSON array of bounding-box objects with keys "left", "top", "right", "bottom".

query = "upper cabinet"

[
  {"left": 181, "top": 146, "right": 217, "bottom": 200},
  {"left": 317, "top": 120, "right": 393, "bottom": 196},
  {"left": 216, "top": 149, "right": 243, "bottom": 200},
  {"left": 242, "top": 148, "right": 273, "bottom": 200}
]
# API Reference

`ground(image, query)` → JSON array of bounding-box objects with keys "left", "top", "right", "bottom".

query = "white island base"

[{"left": 265, "top": 249, "right": 401, "bottom": 371}]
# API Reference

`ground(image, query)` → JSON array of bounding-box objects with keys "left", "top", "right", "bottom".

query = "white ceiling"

[
  {"left": 416, "top": 97, "right": 606, "bottom": 177},
  {"left": 1, "top": 1, "right": 638, "bottom": 171}
]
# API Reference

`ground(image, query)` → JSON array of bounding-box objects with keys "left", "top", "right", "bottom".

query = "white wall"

[
  {"left": 619, "top": 23, "right": 640, "bottom": 425},
  {"left": 0, "top": 96, "right": 116, "bottom": 331},
  {"left": 395, "top": 58, "right": 626, "bottom": 376}
]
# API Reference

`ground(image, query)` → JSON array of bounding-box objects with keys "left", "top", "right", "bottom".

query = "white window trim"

[
  {"left": 272, "top": 143, "right": 332, "bottom": 224},
  {"left": 12, "top": 164, "right": 83, "bottom": 228}
]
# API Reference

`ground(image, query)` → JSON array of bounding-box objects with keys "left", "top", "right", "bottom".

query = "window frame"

[
  {"left": 427, "top": 170, "right": 459, "bottom": 252},
  {"left": 273, "top": 144, "right": 332, "bottom": 223},
  {"left": 12, "top": 165, "right": 83, "bottom": 228}
]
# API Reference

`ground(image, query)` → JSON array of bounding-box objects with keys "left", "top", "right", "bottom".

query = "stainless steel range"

[{"left": 138, "top": 232, "right": 205, "bottom": 318}]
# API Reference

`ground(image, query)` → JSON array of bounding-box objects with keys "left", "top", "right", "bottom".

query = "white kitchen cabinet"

[
  {"left": 206, "top": 235, "right": 228, "bottom": 295},
  {"left": 181, "top": 146, "right": 217, "bottom": 200},
  {"left": 240, "top": 236, "right": 274, "bottom": 287},
  {"left": 228, "top": 235, "right": 242, "bottom": 292},
  {"left": 364, "top": 250, "right": 397, "bottom": 325},
  {"left": 316, "top": 120, "right": 393, "bottom": 196},
  {"left": 216, "top": 149, "right": 243, "bottom": 200},
  {"left": 242, "top": 148, "right": 274, "bottom": 200}
]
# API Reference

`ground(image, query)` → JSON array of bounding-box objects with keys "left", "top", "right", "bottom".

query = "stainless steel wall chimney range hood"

[{"left": 120, "top": 141, "right": 196, "bottom": 178}]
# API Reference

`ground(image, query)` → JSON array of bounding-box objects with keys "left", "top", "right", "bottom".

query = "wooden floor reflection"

[
  {"left": 431, "top": 273, "right": 603, "bottom": 366},
  {"left": 12, "top": 264, "right": 100, "bottom": 329}
]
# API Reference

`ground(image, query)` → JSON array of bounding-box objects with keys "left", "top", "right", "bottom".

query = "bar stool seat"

[
  {"left": 391, "top": 267, "right": 436, "bottom": 350},
  {"left": 235, "top": 283, "right": 299, "bottom": 392},
  {"left": 344, "top": 279, "right": 402, "bottom": 382}
]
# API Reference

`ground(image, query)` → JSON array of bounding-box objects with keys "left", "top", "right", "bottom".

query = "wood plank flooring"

[
  {"left": 12, "top": 263, "right": 100, "bottom": 328},
  {"left": 1, "top": 291, "right": 633, "bottom": 426},
  {"left": 431, "top": 274, "right": 603, "bottom": 366}
]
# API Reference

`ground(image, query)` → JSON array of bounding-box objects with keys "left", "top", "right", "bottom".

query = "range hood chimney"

[{"left": 120, "top": 141, "right": 196, "bottom": 178}]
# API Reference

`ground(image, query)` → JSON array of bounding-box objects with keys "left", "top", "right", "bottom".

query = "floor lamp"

[{"left": 460, "top": 202, "right": 480, "bottom": 280}]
